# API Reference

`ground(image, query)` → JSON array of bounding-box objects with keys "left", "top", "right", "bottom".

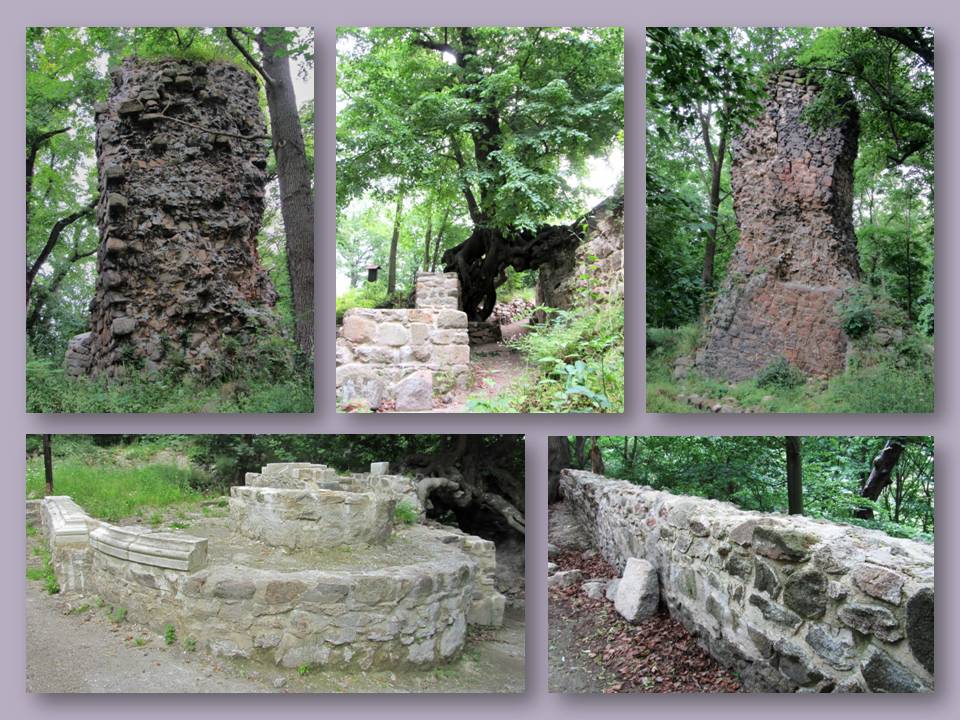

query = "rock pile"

[
  {"left": 67, "top": 57, "right": 279, "bottom": 379},
  {"left": 695, "top": 70, "right": 860, "bottom": 381}
]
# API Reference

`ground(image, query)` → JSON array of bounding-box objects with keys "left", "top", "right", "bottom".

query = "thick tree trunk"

[
  {"left": 547, "top": 436, "right": 571, "bottom": 503},
  {"left": 698, "top": 109, "right": 727, "bottom": 299},
  {"left": 855, "top": 437, "right": 908, "bottom": 519},
  {"left": 401, "top": 435, "right": 524, "bottom": 538},
  {"left": 387, "top": 193, "right": 403, "bottom": 295},
  {"left": 786, "top": 436, "right": 803, "bottom": 515},
  {"left": 590, "top": 437, "right": 605, "bottom": 475},
  {"left": 442, "top": 222, "right": 582, "bottom": 320},
  {"left": 256, "top": 29, "right": 315, "bottom": 357}
]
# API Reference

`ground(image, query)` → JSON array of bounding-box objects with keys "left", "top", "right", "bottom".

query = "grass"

[
  {"left": 646, "top": 322, "right": 934, "bottom": 414},
  {"left": 467, "top": 299, "right": 624, "bottom": 413},
  {"left": 184, "top": 637, "right": 197, "bottom": 652},
  {"left": 26, "top": 455, "right": 205, "bottom": 523},
  {"left": 26, "top": 546, "right": 60, "bottom": 594},
  {"left": 109, "top": 606, "right": 128, "bottom": 623},
  {"left": 133, "top": 637, "right": 148, "bottom": 647},
  {"left": 26, "top": 356, "right": 313, "bottom": 414},
  {"left": 164, "top": 624, "right": 177, "bottom": 646},
  {"left": 393, "top": 499, "right": 419, "bottom": 525}
]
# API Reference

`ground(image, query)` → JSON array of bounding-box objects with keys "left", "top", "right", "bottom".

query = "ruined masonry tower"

[
  {"left": 695, "top": 69, "right": 860, "bottom": 381},
  {"left": 66, "top": 57, "right": 278, "bottom": 378}
]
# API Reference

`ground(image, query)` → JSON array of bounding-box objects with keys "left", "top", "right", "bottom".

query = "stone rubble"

[{"left": 336, "top": 272, "right": 470, "bottom": 411}]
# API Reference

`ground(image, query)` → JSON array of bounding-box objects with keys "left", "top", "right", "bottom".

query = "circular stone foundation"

[
  {"left": 89, "top": 518, "right": 478, "bottom": 669},
  {"left": 230, "top": 485, "right": 396, "bottom": 549}
]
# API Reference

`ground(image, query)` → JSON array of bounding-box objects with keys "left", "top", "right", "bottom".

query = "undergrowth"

[{"left": 647, "top": 320, "right": 933, "bottom": 414}]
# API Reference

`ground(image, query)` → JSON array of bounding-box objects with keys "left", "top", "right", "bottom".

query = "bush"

[
  {"left": 840, "top": 301, "right": 875, "bottom": 339},
  {"left": 756, "top": 357, "right": 807, "bottom": 389},
  {"left": 394, "top": 499, "right": 419, "bottom": 525}
]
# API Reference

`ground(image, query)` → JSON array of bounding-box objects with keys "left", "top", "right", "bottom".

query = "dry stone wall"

[
  {"left": 67, "top": 56, "right": 279, "bottom": 379},
  {"left": 559, "top": 469, "right": 934, "bottom": 693},
  {"left": 537, "top": 193, "right": 624, "bottom": 311},
  {"left": 695, "top": 70, "right": 860, "bottom": 381},
  {"left": 336, "top": 272, "right": 470, "bottom": 411}
]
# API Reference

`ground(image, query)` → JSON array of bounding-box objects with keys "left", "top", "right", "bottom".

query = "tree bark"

[
  {"left": 590, "top": 437, "right": 605, "bottom": 475},
  {"left": 786, "top": 436, "right": 803, "bottom": 515},
  {"left": 698, "top": 106, "right": 727, "bottom": 299},
  {"left": 855, "top": 437, "right": 908, "bottom": 519},
  {"left": 547, "top": 436, "right": 571, "bottom": 503},
  {"left": 253, "top": 28, "right": 315, "bottom": 357}
]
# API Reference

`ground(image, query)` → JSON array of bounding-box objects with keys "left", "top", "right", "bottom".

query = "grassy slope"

[{"left": 646, "top": 323, "right": 934, "bottom": 414}]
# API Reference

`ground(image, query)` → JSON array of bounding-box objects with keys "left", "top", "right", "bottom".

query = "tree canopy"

[
  {"left": 569, "top": 435, "right": 934, "bottom": 541},
  {"left": 337, "top": 27, "right": 624, "bottom": 319}
]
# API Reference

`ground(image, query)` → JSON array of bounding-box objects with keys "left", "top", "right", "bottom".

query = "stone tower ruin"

[
  {"left": 694, "top": 69, "right": 860, "bottom": 381},
  {"left": 66, "top": 56, "right": 278, "bottom": 378}
]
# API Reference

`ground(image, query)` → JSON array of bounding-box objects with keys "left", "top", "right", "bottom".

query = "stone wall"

[
  {"left": 695, "top": 70, "right": 860, "bottom": 381},
  {"left": 559, "top": 469, "right": 934, "bottom": 693},
  {"left": 336, "top": 272, "right": 470, "bottom": 411},
  {"left": 230, "top": 486, "right": 396, "bottom": 549},
  {"left": 537, "top": 192, "right": 624, "bottom": 311},
  {"left": 33, "top": 458, "right": 506, "bottom": 671},
  {"left": 67, "top": 56, "right": 279, "bottom": 379}
]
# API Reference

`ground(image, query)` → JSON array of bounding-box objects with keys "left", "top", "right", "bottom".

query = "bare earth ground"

[
  {"left": 26, "top": 533, "right": 525, "bottom": 693},
  {"left": 547, "top": 502, "right": 741, "bottom": 694},
  {"left": 434, "top": 339, "right": 528, "bottom": 413}
]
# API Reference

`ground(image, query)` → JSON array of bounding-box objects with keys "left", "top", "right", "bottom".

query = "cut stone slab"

[
  {"left": 41, "top": 496, "right": 92, "bottom": 546},
  {"left": 614, "top": 557, "right": 659, "bottom": 622},
  {"left": 90, "top": 524, "right": 208, "bottom": 572}
]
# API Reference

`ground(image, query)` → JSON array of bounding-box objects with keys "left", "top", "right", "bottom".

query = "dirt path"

[
  {"left": 547, "top": 501, "right": 741, "bottom": 694},
  {"left": 26, "top": 536, "right": 525, "bottom": 693},
  {"left": 434, "top": 341, "right": 529, "bottom": 412}
]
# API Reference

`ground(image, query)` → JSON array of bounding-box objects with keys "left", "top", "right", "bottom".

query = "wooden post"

[{"left": 42, "top": 434, "right": 54, "bottom": 496}]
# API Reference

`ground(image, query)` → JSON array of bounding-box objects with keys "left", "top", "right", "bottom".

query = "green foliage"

[
  {"left": 476, "top": 298, "right": 623, "bottom": 413},
  {"left": 164, "top": 624, "right": 177, "bottom": 646},
  {"left": 646, "top": 27, "right": 935, "bottom": 382},
  {"left": 756, "top": 357, "right": 807, "bottom": 390},
  {"left": 297, "top": 664, "right": 311, "bottom": 677},
  {"left": 393, "top": 499, "right": 419, "bottom": 525},
  {"left": 184, "top": 637, "right": 197, "bottom": 652},
  {"left": 27, "top": 546, "right": 60, "bottom": 594},
  {"left": 109, "top": 606, "right": 128, "bottom": 623},
  {"left": 25, "top": 440, "right": 204, "bottom": 522},
  {"left": 595, "top": 435, "right": 934, "bottom": 539}
]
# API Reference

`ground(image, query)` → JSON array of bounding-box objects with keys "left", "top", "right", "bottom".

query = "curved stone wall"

[
  {"left": 559, "top": 469, "right": 934, "bottom": 693},
  {"left": 89, "top": 526, "right": 476, "bottom": 669},
  {"left": 230, "top": 486, "right": 396, "bottom": 549}
]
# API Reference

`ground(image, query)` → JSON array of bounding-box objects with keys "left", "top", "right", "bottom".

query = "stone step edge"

[{"left": 90, "top": 524, "right": 208, "bottom": 572}]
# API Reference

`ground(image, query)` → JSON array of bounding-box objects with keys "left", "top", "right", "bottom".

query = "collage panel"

[
  {"left": 25, "top": 433, "right": 525, "bottom": 693},
  {"left": 25, "top": 27, "right": 315, "bottom": 414},
  {"left": 645, "top": 27, "right": 934, "bottom": 414},
  {"left": 548, "top": 435, "right": 934, "bottom": 693},
  {"left": 335, "top": 26, "right": 625, "bottom": 413}
]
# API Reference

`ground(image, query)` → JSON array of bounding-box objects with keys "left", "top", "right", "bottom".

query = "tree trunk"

[
  {"left": 42, "top": 434, "right": 54, "bottom": 496},
  {"left": 786, "top": 436, "right": 803, "bottom": 515},
  {"left": 547, "top": 436, "right": 571, "bottom": 503},
  {"left": 573, "top": 436, "right": 587, "bottom": 469},
  {"left": 388, "top": 193, "right": 403, "bottom": 295},
  {"left": 422, "top": 202, "right": 433, "bottom": 271},
  {"left": 855, "top": 437, "right": 908, "bottom": 519},
  {"left": 256, "top": 29, "right": 315, "bottom": 357},
  {"left": 698, "top": 108, "right": 727, "bottom": 300},
  {"left": 590, "top": 437, "right": 605, "bottom": 475},
  {"left": 25, "top": 202, "right": 94, "bottom": 306}
]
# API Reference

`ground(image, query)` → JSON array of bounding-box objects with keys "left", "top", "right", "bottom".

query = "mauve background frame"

[{"left": 2, "top": 0, "right": 951, "bottom": 716}]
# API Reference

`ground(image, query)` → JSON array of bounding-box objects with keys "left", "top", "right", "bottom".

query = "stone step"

[{"left": 89, "top": 524, "right": 208, "bottom": 572}]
